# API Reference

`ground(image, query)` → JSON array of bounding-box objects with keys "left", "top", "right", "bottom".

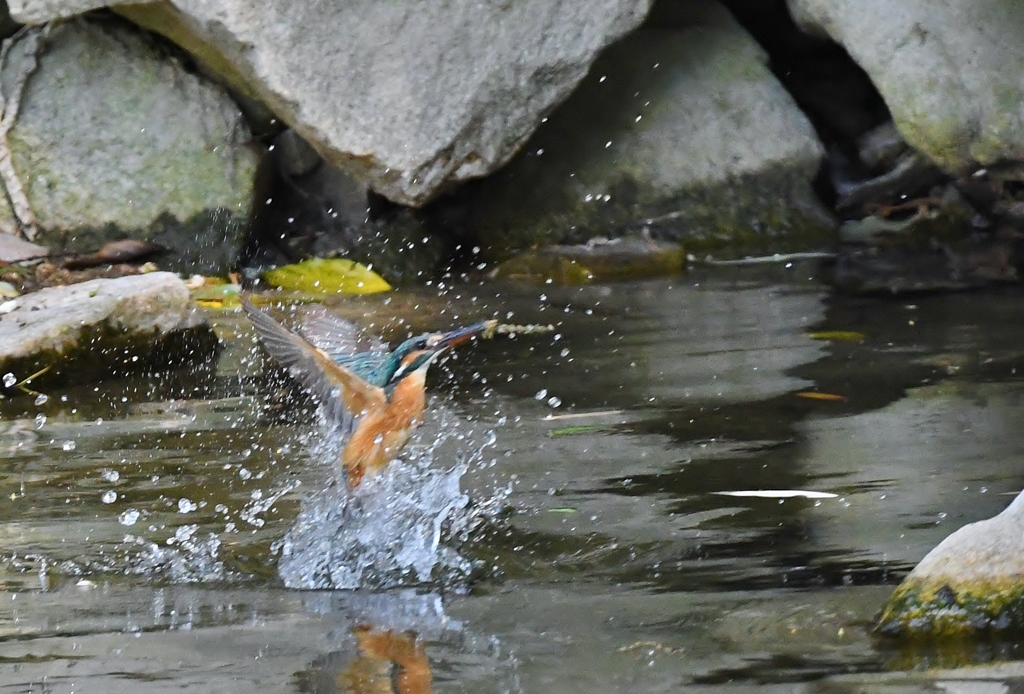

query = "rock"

[
  {"left": 272, "top": 129, "right": 321, "bottom": 179},
  {"left": 494, "top": 237, "right": 686, "bottom": 284},
  {"left": 876, "top": 491, "right": 1024, "bottom": 637},
  {"left": 0, "top": 272, "right": 219, "bottom": 389},
  {"left": 834, "top": 152, "right": 945, "bottom": 215},
  {"left": 443, "top": 1, "right": 833, "bottom": 257},
  {"left": 0, "top": 231, "right": 45, "bottom": 262},
  {"left": 0, "top": 19, "right": 258, "bottom": 275},
  {"left": 788, "top": 0, "right": 1024, "bottom": 175},
  {"left": 8, "top": 0, "right": 658, "bottom": 207},
  {"left": 857, "top": 121, "right": 910, "bottom": 173}
]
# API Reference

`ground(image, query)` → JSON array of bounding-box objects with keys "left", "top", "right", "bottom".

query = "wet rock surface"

[
  {"left": 442, "top": 0, "right": 833, "bottom": 257},
  {"left": 0, "top": 272, "right": 218, "bottom": 389},
  {"left": 877, "top": 491, "right": 1024, "bottom": 638},
  {"left": 0, "top": 18, "right": 258, "bottom": 275},
  {"left": 788, "top": 0, "right": 1024, "bottom": 175},
  {"left": 88, "top": 0, "right": 655, "bottom": 207},
  {"left": 494, "top": 236, "right": 685, "bottom": 284}
]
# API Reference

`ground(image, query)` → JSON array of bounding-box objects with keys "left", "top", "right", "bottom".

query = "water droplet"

[
  {"left": 101, "top": 469, "right": 119, "bottom": 483},
  {"left": 178, "top": 498, "right": 198, "bottom": 514},
  {"left": 239, "top": 468, "right": 252, "bottom": 480},
  {"left": 119, "top": 508, "right": 140, "bottom": 526},
  {"left": 2, "top": 373, "right": 15, "bottom": 387},
  {"left": 547, "top": 396, "right": 562, "bottom": 408},
  {"left": 534, "top": 389, "right": 548, "bottom": 401},
  {"left": 62, "top": 440, "right": 76, "bottom": 452},
  {"left": 560, "top": 348, "right": 570, "bottom": 357},
  {"left": 34, "top": 393, "right": 48, "bottom": 406},
  {"left": 34, "top": 413, "right": 46, "bottom": 428},
  {"left": 101, "top": 490, "right": 117, "bottom": 504}
]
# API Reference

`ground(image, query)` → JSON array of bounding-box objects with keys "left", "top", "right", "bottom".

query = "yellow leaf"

[
  {"left": 262, "top": 258, "right": 392, "bottom": 295},
  {"left": 191, "top": 283, "right": 241, "bottom": 308},
  {"left": 796, "top": 391, "right": 846, "bottom": 402},
  {"left": 808, "top": 330, "right": 865, "bottom": 342}
]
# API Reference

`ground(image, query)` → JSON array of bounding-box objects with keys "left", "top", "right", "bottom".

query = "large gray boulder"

[
  {"left": 0, "top": 19, "right": 258, "bottom": 274},
  {"left": 0, "top": 272, "right": 219, "bottom": 389},
  {"left": 788, "top": 0, "right": 1024, "bottom": 174},
  {"left": 8, "top": 0, "right": 652, "bottom": 207},
  {"left": 876, "top": 490, "right": 1024, "bottom": 638},
  {"left": 449, "top": 1, "right": 833, "bottom": 256}
]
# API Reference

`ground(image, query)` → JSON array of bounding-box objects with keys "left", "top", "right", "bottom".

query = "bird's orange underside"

[{"left": 343, "top": 369, "right": 428, "bottom": 487}]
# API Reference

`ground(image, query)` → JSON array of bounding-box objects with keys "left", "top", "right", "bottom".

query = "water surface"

[{"left": 3, "top": 267, "right": 1024, "bottom": 692}]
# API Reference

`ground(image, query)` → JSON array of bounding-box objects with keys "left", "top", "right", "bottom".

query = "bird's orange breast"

[{"left": 342, "top": 371, "right": 428, "bottom": 486}]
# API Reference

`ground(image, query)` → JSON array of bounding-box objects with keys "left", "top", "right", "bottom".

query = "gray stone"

[
  {"left": 857, "top": 121, "right": 910, "bottom": 173},
  {"left": 0, "top": 272, "right": 218, "bottom": 388},
  {"left": 0, "top": 19, "right": 258, "bottom": 274},
  {"left": 272, "top": 129, "right": 321, "bottom": 179},
  {"left": 0, "top": 230, "right": 45, "bottom": 262},
  {"left": 7, "top": 0, "right": 106, "bottom": 21},
  {"left": 788, "top": 0, "right": 1024, "bottom": 174},
  {"left": 877, "top": 491, "right": 1024, "bottom": 637},
  {"left": 449, "top": 1, "right": 833, "bottom": 255},
  {"left": 81, "top": 0, "right": 651, "bottom": 207}
]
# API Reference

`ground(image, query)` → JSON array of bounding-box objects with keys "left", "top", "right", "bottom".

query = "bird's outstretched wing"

[
  {"left": 295, "top": 304, "right": 388, "bottom": 359},
  {"left": 241, "top": 297, "right": 387, "bottom": 429},
  {"left": 293, "top": 304, "right": 395, "bottom": 385}
]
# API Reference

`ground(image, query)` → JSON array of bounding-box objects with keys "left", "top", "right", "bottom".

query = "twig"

[
  {"left": 696, "top": 252, "right": 836, "bottom": 266},
  {"left": 0, "top": 24, "right": 52, "bottom": 242}
]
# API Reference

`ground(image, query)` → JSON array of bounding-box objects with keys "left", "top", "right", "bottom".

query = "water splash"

[{"left": 276, "top": 404, "right": 500, "bottom": 590}]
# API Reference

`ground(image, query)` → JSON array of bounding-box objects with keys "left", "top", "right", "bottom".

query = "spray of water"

[{"left": 276, "top": 402, "right": 503, "bottom": 590}]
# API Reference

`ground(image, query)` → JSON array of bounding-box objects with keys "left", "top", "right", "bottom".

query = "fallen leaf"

[
  {"left": 808, "top": 330, "right": 865, "bottom": 342},
  {"left": 263, "top": 258, "right": 391, "bottom": 295},
  {"left": 548, "top": 424, "right": 612, "bottom": 437},
  {"left": 796, "top": 391, "right": 846, "bottom": 402}
]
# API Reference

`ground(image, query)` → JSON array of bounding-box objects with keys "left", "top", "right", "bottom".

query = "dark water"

[{"left": 3, "top": 266, "right": 1024, "bottom": 692}]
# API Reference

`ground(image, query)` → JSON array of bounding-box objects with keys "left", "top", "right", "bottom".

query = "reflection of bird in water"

[
  {"left": 337, "top": 626, "right": 433, "bottom": 694},
  {"left": 242, "top": 296, "right": 494, "bottom": 486}
]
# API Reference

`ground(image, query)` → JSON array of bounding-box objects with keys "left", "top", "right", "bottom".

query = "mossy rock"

[
  {"left": 494, "top": 237, "right": 685, "bottom": 284},
  {"left": 876, "top": 491, "right": 1024, "bottom": 639}
]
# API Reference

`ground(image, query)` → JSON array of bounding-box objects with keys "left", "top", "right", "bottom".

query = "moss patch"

[{"left": 876, "top": 578, "right": 1024, "bottom": 639}]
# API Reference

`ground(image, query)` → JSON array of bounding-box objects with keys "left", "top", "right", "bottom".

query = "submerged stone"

[
  {"left": 494, "top": 237, "right": 686, "bottom": 284},
  {"left": 876, "top": 491, "right": 1024, "bottom": 638},
  {"left": 0, "top": 272, "right": 219, "bottom": 390}
]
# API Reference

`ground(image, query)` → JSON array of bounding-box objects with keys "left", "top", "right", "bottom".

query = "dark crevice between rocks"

[
  {"left": 240, "top": 142, "right": 452, "bottom": 286},
  {"left": 665, "top": 0, "right": 1024, "bottom": 294}
]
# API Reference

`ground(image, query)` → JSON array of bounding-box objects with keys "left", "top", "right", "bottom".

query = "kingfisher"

[{"left": 241, "top": 296, "right": 494, "bottom": 487}]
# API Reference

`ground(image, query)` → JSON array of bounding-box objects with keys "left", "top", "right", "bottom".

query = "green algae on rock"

[
  {"left": 493, "top": 237, "right": 685, "bottom": 284},
  {"left": 876, "top": 491, "right": 1024, "bottom": 638}
]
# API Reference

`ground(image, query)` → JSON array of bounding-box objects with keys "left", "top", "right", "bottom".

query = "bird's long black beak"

[{"left": 428, "top": 319, "right": 497, "bottom": 349}]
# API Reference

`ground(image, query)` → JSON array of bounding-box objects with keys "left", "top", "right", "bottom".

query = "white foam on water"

[{"left": 276, "top": 403, "right": 502, "bottom": 590}]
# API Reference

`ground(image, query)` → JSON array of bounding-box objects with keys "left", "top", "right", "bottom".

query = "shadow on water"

[{"left": 4, "top": 267, "right": 1024, "bottom": 690}]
